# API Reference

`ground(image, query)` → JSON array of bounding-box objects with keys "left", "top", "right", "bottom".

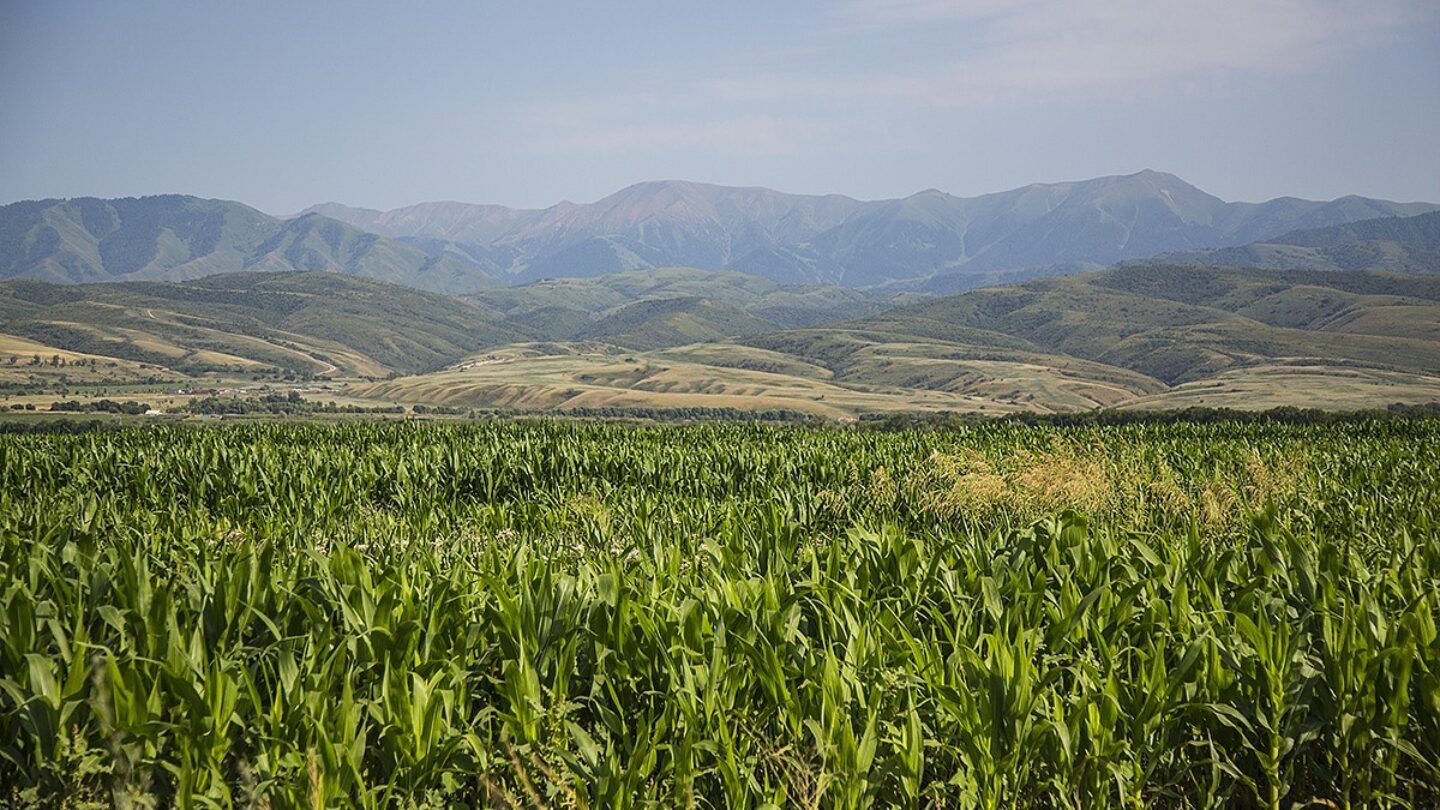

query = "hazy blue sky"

[{"left": 2, "top": 0, "right": 1438, "bottom": 213}]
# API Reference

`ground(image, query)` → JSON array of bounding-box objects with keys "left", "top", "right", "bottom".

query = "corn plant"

[{"left": 0, "top": 419, "right": 1436, "bottom": 806}]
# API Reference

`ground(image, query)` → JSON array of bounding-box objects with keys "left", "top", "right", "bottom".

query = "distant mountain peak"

[
  {"left": 6, "top": 174, "right": 1435, "bottom": 294},
  {"left": 0, "top": 195, "right": 504, "bottom": 292},
  {"left": 296, "top": 174, "right": 1434, "bottom": 287}
]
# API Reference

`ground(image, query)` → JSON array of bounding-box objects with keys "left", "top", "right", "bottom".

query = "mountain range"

[
  {"left": 3, "top": 173, "right": 1440, "bottom": 417},
  {"left": 3, "top": 173, "right": 1434, "bottom": 296},
  {"left": 305, "top": 171, "right": 1439, "bottom": 288},
  {"left": 0, "top": 195, "right": 504, "bottom": 293}
]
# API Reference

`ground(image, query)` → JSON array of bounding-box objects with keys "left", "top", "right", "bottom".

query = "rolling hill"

[
  {"left": 1143, "top": 211, "right": 1440, "bottom": 274},
  {"left": 352, "top": 265, "right": 1440, "bottom": 417},
  {"left": 758, "top": 264, "right": 1440, "bottom": 382},
  {"left": 0, "top": 196, "right": 503, "bottom": 293},
  {"left": 0, "top": 272, "right": 522, "bottom": 376},
  {"left": 306, "top": 172, "right": 1438, "bottom": 288},
  {"left": 738, "top": 265, "right": 1440, "bottom": 405},
  {"left": 462, "top": 267, "right": 901, "bottom": 347},
  {"left": 4, "top": 261, "right": 1439, "bottom": 417},
  {"left": 0, "top": 267, "right": 896, "bottom": 380}
]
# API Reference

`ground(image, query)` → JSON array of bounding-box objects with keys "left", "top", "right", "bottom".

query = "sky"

[{"left": 1, "top": 0, "right": 1438, "bottom": 214}]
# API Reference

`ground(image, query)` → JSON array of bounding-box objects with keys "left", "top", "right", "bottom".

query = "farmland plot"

[{"left": 1, "top": 420, "right": 1437, "bottom": 807}]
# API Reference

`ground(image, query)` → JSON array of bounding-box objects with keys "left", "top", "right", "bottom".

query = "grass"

[
  {"left": 6, "top": 265, "right": 1440, "bottom": 416},
  {"left": 1, "top": 419, "right": 1438, "bottom": 807},
  {"left": 0, "top": 272, "right": 523, "bottom": 377},
  {"left": 339, "top": 340, "right": 1440, "bottom": 419},
  {"left": 1121, "top": 364, "right": 1440, "bottom": 410},
  {"left": 346, "top": 343, "right": 1026, "bottom": 419},
  {"left": 462, "top": 267, "right": 890, "bottom": 345},
  {"left": 0, "top": 333, "right": 181, "bottom": 387}
]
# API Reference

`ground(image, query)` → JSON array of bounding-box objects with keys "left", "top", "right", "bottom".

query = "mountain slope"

[
  {"left": 305, "top": 173, "right": 1438, "bottom": 288},
  {"left": 6, "top": 265, "right": 1437, "bottom": 417},
  {"left": 1144, "top": 211, "right": 1440, "bottom": 274},
  {"left": 348, "top": 266, "right": 1440, "bottom": 418},
  {"left": 462, "top": 266, "right": 896, "bottom": 344},
  {"left": 0, "top": 266, "right": 888, "bottom": 378},
  {"left": 748, "top": 265, "right": 1440, "bottom": 387},
  {"left": 568, "top": 297, "right": 774, "bottom": 352},
  {"left": 0, "top": 271, "right": 523, "bottom": 376},
  {"left": 0, "top": 196, "right": 504, "bottom": 293}
]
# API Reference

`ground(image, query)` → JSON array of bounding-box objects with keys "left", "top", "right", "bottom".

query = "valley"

[
  {"left": 7, "top": 4, "right": 1440, "bottom": 804},
  {"left": 4, "top": 189, "right": 1440, "bottom": 420},
  {"left": 5, "top": 256, "right": 1439, "bottom": 420}
]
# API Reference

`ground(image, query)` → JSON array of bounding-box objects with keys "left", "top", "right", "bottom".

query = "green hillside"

[
  {"left": 571, "top": 297, "right": 775, "bottom": 351},
  {"left": 0, "top": 196, "right": 502, "bottom": 293},
  {"left": 0, "top": 267, "right": 893, "bottom": 388},
  {"left": 812, "top": 265, "right": 1440, "bottom": 384},
  {"left": 1147, "top": 211, "right": 1440, "bottom": 274},
  {"left": 4, "top": 264, "right": 1439, "bottom": 417},
  {"left": 463, "top": 266, "right": 895, "bottom": 345},
  {"left": 0, "top": 272, "right": 523, "bottom": 376},
  {"left": 349, "top": 266, "right": 1440, "bottom": 417}
]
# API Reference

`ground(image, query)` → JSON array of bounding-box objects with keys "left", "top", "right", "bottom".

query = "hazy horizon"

[{"left": 3, "top": 1, "right": 1438, "bottom": 213}]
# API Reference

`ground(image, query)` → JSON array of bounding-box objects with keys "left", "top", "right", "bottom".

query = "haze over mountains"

[
  {"left": 3, "top": 172, "right": 1434, "bottom": 297},
  {"left": 306, "top": 171, "right": 1438, "bottom": 288},
  {"left": 1141, "top": 211, "right": 1440, "bottom": 275},
  {"left": 4, "top": 169, "right": 1440, "bottom": 416},
  {"left": 0, "top": 195, "right": 504, "bottom": 293}
]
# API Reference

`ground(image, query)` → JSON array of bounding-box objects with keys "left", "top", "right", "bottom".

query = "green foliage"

[
  {"left": 47, "top": 399, "right": 149, "bottom": 415},
  {"left": 861, "top": 403, "right": 1440, "bottom": 429},
  {"left": 175, "top": 393, "right": 405, "bottom": 416},
  {"left": 0, "top": 420, "right": 1438, "bottom": 807}
]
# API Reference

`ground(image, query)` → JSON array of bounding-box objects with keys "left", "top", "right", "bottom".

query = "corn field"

[{"left": 1, "top": 420, "right": 1438, "bottom": 808}]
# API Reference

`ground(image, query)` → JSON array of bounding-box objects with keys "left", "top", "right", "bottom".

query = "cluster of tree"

[
  {"left": 504, "top": 406, "right": 820, "bottom": 423},
  {"left": 411, "top": 404, "right": 469, "bottom": 415},
  {"left": 859, "top": 403, "right": 1440, "bottom": 431},
  {"left": 4, "top": 354, "right": 105, "bottom": 368},
  {"left": 0, "top": 376, "right": 172, "bottom": 396},
  {"left": 13, "top": 324, "right": 177, "bottom": 369},
  {"left": 174, "top": 392, "right": 405, "bottom": 416},
  {"left": 48, "top": 399, "right": 150, "bottom": 415},
  {"left": 0, "top": 419, "right": 123, "bottom": 434}
]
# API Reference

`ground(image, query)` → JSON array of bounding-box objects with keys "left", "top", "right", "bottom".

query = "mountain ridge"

[
  {"left": 3, "top": 174, "right": 1435, "bottom": 297},
  {"left": 1138, "top": 211, "right": 1440, "bottom": 274},
  {"left": 302, "top": 172, "right": 1439, "bottom": 288},
  {"left": 0, "top": 195, "right": 504, "bottom": 294}
]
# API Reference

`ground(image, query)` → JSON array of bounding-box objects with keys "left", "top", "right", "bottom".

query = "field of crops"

[{"left": 2, "top": 420, "right": 1438, "bottom": 808}]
